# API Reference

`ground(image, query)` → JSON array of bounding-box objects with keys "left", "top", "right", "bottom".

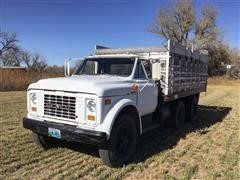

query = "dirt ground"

[{"left": 0, "top": 84, "right": 239, "bottom": 179}]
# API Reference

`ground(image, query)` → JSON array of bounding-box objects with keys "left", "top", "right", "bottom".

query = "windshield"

[{"left": 75, "top": 57, "right": 135, "bottom": 77}]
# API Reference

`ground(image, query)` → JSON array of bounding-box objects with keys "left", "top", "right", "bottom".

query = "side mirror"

[
  {"left": 64, "top": 58, "right": 84, "bottom": 77},
  {"left": 64, "top": 58, "right": 71, "bottom": 77}
]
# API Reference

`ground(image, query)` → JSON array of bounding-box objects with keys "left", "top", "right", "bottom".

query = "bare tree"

[
  {"left": 148, "top": 0, "right": 230, "bottom": 76},
  {"left": 148, "top": 0, "right": 222, "bottom": 48},
  {"left": 29, "top": 53, "right": 48, "bottom": 72},
  {"left": 0, "top": 32, "right": 19, "bottom": 56},
  {"left": 148, "top": 0, "right": 195, "bottom": 45},
  {"left": 20, "top": 51, "right": 32, "bottom": 68},
  {"left": 0, "top": 32, "right": 48, "bottom": 72},
  {"left": 19, "top": 50, "right": 48, "bottom": 72},
  {"left": 194, "top": 6, "right": 220, "bottom": 49},
  {"left": 0, "top": 32, "right": 20, "bottom": 66},
  {"left": 0, "top": 48, "right": 22, "bottom": 66}
]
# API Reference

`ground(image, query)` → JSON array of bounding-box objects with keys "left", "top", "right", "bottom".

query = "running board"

[{"left": 142, "top": 123, "right": 160, "bottom": 134}]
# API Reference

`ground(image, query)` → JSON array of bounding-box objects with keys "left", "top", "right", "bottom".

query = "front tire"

[
  {"left": 99, "top": 114, "right": 137, "bottom": 167},
  {"left": 32, "top": 132, "right": 58, "bottom": 149}
]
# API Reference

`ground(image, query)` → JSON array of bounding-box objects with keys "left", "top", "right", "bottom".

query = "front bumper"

[{"left": 22, "top": 117, "right": 107, "bottom": 146}]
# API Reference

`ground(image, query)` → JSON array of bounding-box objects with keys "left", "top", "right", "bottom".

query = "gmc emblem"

[{"left": 45, "top": 103, "right": 70, "bottom": 111}]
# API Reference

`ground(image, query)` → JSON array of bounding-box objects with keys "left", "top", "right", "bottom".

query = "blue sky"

[{"left": 1, "top": 0, "right": 239, "bottom": 65}]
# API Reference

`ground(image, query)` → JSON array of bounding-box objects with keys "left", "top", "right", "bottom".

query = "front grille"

[{"left": 44, "top": 94, "right": 76, "bottom": 120}]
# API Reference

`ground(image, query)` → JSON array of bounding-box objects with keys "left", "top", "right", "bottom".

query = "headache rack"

[{"left": 95, "top": 40, "right": 208, "bottom": 101}]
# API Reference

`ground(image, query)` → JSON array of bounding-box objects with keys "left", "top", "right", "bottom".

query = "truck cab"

[{"left": 23, "top": 55, "right": 159, "bottom": 167}]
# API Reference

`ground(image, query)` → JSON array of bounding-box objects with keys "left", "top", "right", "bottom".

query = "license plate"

[{"left": 48, "top": 127, "right": 61, "bottom": 139}]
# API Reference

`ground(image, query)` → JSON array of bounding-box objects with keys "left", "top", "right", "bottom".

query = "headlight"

[
  {"left": 30, "top": 93, "right": 37, "bottom": 105},
  {"left": 87, "top": 100, "right": 96, "bottom": 112}
]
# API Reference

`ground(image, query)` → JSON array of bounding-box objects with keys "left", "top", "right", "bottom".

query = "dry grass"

[
  {"left": 208, "top": 77, "right": 240, "bottom": 86},
  {"left": 0, "top": 84, "right": 239, "bottom": 179},
  {"left": 0, "top": 71, "right": 63, "bottom": 91},
  {"left": 0, "top": 68, "right": 27, "bottom": 91}
]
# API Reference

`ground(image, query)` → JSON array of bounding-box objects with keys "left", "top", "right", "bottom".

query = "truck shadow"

[
  {"left": 56, "top": 105, "right": 232, "bottom": 163},
  {"left": 132, "top": 105, "right": 232, "bottom": 163}
]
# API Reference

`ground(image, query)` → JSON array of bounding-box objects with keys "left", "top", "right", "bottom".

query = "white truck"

[{"left": 23, "top": 40, "right": 208, "bottom": 167}]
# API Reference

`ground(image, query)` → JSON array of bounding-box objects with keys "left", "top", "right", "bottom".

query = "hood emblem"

[{"left": 45, "top": 103, "right": 70, "bottom": 111}]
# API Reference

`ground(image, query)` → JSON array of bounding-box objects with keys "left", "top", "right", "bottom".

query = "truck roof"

[{"left": 86, "top": 54, "right": 138, "bottom": 59}]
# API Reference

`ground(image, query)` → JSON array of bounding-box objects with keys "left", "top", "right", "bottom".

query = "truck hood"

[{"left": 28, "top": 75, "right": 133, "bottom": 97}]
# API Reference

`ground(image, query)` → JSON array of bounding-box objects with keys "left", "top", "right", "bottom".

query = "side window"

[
  {"left": 134, "top": 60, "right": 147, "bottom": 79},
  {"left": 82, "top": 61, "right": 98, "bottom": 75}
]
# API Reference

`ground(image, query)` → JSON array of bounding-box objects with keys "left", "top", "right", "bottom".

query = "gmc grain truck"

[{"left": 23, "top": 40, "right": 208, "bottom": 167}]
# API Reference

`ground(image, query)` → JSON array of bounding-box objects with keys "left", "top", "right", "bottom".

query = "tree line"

[{"left": 0, "top": 32, "right": 48, "bottom": 73}]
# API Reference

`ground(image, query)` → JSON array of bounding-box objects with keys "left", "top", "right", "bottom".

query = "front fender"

[{"left": 95, "top": 98, "right": 140, "bottom": 139}]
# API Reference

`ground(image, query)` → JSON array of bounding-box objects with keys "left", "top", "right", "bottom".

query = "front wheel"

[
  {"left": 32, "top": 132, "right": 58, "bottom": 149},
  {"left": 99, "top": 114, "right": 137, "bottom": 167}
]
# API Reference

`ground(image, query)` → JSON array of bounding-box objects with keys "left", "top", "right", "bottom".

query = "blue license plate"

[{"left": 48, "top": 127, "right": 61, "bottom": 139}]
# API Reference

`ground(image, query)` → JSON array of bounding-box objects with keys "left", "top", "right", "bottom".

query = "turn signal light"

[
  {"left": 87, "top": 115, "right": 95, "bottom": 121},
  {"left": 104, "top": 99, "right": 111, "bottom": 105},
  {"left": 131, "top": 83, "right": 138, "bottom": 92},
  {"left": 31, "top": 107, "right": 37, "bottom": 112}
]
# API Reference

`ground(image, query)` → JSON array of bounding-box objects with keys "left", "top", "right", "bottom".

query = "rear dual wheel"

[
  {"left": 186, "top": 95, "right": 199, "bottom": 122},
  {"left": 170, "top": 94, "right": 199, "bottom": 129},
  {"left": 171, "top": 101, "right": 186, "bottom": 129}
]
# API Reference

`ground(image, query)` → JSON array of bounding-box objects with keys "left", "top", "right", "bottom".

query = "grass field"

[{"left": 0, "top": 84, "right": 239, "bottom": 179}]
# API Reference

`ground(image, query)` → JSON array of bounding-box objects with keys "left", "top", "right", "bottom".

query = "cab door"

[{"left": 134, "top": 59, "right": 158, "bottom": 116}]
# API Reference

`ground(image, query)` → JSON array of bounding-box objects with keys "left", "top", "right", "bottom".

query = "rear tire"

[
  {"left": 99, "top": 114, "right": 137, "bottom": 167},
  {"left": 32, "top": 132, "right": 57, "bottom": 149},
  {"left": 171, "top": 101, "right": 186, "bottom": 129},
  {"left": 185, "top": 95, "right": 199, "bottom": 122}
]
